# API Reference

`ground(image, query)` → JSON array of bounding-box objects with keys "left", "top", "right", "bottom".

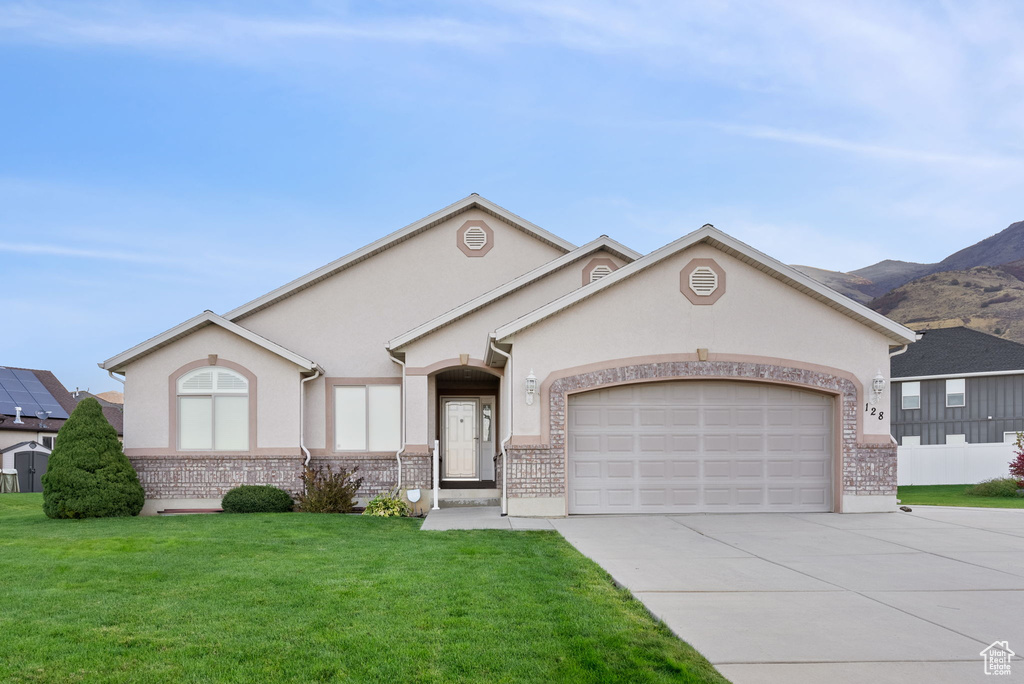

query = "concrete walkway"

[
  {"left": 420, "top": 505, "right": 555, "bottom": 531},
  {"left": 552, "top": 507, "right": 1024, "bottom": 684}
]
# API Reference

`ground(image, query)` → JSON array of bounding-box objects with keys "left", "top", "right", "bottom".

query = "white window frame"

[
  {"left": 901, "top": 381, "right": 921, "bottom": 410},
  {"left": 177, "top": 367, "right": 249, "bottom": 451},
  {"left": 945, "top": 378, "right": 966, "bottom": 408},
  {"left": 334, "top": 384, "right": 401, "bottom": 452}
]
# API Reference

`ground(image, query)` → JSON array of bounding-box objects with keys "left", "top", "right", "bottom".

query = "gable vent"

[
  {"left": 590, "top": 265, "right": 613, "bottom": 283},
  {"left": 463, "top": 226, "right": 488, "bottom": 250},
  {"left": 689, "top": 267, "right": 719, "bottom": 296}
]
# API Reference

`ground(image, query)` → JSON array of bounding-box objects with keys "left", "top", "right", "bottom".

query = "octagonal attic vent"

[
  {"left": 464, "top": 226, "right": 487, "bottom": 250},
  {"left": 589, "top": 264, "right": 613, "bottom": 282},
  {"left": 689, "top": 266, "right": 719, "bottom": 296}
]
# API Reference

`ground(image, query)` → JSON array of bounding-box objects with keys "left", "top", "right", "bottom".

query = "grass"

[
  {"left": 0, "top": 494, "right": 727, "bottom": 684},
  {"left": 898, "top": 484, "right": 1024, "bottom": 508}
]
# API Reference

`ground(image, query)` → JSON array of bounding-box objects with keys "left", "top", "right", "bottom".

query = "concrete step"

[{"left": 439, "top": 498, "right": 501, "bottom": 508}]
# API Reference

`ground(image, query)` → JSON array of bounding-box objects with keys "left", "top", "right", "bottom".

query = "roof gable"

[
  {"left": 225, "top": 194, "right": 577, "bottom": 322},
  {"left": 892, "top": 327, "right": 1024, "bottom": 378},
  {"left": 100, "top": 311, "right": 320, "bottom": 373},
  {"left": 387, "top": 236, "right": 639, "bottom": 351},
  {"left": 492, "top": 224, "right": 917, "bottom": 346}
]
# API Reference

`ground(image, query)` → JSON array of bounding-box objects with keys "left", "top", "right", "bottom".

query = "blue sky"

[{"left": 2, "top": 1, "right": 1023, "bottom": 394}]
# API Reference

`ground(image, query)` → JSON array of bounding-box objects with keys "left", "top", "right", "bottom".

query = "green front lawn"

[
  {"left": 898, "top": 484, "right": 1024, "bottom": 508},
  {"left": 0, "top": 494, "right": 726, "bottom": 684}
]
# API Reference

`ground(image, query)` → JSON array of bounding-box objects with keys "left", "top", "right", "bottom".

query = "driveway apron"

[{"left": 551, "top": 507, "right": 1024, "bottom": 684}]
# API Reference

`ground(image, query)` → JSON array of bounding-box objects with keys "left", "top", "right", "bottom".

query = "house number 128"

[{"left": 865, "top": 404, "right": 884, "bottom": 420}]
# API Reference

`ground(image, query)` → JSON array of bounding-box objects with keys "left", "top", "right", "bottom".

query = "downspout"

[
  {"left": 388, "top": 349, "right": 407, "bottom": 495},
  {"left": 300, "top": 368, "right": 322, "bottom": 466},
  {"left": 489, "top": 337, "right": 512, "bottom": 516}
]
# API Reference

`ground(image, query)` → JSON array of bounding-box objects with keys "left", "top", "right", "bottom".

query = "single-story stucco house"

[{"left": 100, "top": 195, "right": 916, "bottom": 516}]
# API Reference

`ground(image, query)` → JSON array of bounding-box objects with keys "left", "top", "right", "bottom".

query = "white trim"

[
  {"left": 99, "top": 311, "right": 320, "bottom": 372},
  {"left": 387, "top": 236, "right": 639, "bottom": 350},
  {"left": 224, "top": 195, "right": 578, "bottom": 321},
  {"left": 493, "top": 224, "right": 918, "bottom": 345},
  {"left": 901, "top": 381, "right": 920, "bottom": 410},
  {"left": 893, "top": 368, "right": 1024, "bottom": 382}
]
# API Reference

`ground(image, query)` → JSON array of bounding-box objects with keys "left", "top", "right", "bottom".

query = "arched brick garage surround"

[{"left": 504, "top": 355, "right": 897, "bottom": 513}]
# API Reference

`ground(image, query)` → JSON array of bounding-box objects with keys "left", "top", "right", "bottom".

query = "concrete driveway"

[{"left": 551, "top": 507, "right": 1024, "bottom": 684}]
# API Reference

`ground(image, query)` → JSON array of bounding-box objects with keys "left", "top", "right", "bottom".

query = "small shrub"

[
  {"left": 983, "top": 285, "right": 1003, "bottom": 293},
  {"left": 965, "top": 477, "right": 1021, "bottom": 498},
  {"left": 297, "top": 464, "right": 362, "bottom": 513},
  {"left": 43, "top": 398, "right": 145, "bottom": 518},
  {"left": 1009, "top": 433, "right": 1024, "bottom": 486},
  {"left": 949, "top": 278, "right": 959, "bottom": 285},
  {"left": 868, "top": 290, "right": 907, "bottom": 316},
  {"left": 994, "top": 328, "right": 1004, "bottom": 335},
  {"left": 964, "top": 281, "right": 973, "bottom": 287},
  {"left": 363, "top": 492, "right": 410, "bottom": 517},
  {"left": 221, "top": 485, "right": 294, "bottom": 513}
]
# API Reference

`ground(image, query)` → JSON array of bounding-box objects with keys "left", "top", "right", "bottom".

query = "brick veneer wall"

[
  {"left": 129, "top": 455, "right": 304, "bottom": 499},
  {"left": 310, "top": 453, "right": 432, "bottom": 498},
  {"left": 131, "top": 451, "right": 433, "bottom": 501},
  {"left": 506, "top": 360, "right": 897, "bottom": 501}
]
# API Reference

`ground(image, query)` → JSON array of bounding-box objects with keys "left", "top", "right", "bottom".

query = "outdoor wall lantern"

[
  {"left": 525, "top": 370, "right": 538, "bottom": 405},
  {"left": 871, "top": 371, "right": 886, "bottom": 405}
]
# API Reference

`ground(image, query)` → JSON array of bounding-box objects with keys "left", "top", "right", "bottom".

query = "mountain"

[
  {"left": 788, "top": 265, "right": 877, "bottom": 303},
  {"left": 792, "top": 219, "right": 1024, "bottom": 303},
  {"left": 866, "top": 265, "right": 1024, "bottom": 344}
]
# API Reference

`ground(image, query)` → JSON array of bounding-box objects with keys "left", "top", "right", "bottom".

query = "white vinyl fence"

[{"left": 898, "top": 442, "right": 1016, "bottom": 485}]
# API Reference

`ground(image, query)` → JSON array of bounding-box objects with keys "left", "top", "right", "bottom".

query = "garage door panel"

[
  {"left": 607, "top": 435, "right": 634, "bottom": 452},
  {"left": 639, "top": 435, "right": 667, "bottom": 452},
  {"left": 573, "top": 434, "right": 601, "bottom": 453},
  {"left": 573, "top": 460, "right": 602, "bottom": 478},
  {"left": 704, "top": 434, "right": 732, "bottom": 452},
  {"left": 568, "top": 380, "right": 833, "bottom": 514}
]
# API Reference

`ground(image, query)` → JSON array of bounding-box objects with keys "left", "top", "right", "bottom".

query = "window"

[
  {"left": 335, "top": 385, "right": 400, "bottom": 451},
  {"left": 901, "top": 381, "right": 920, "bottom": 410},
  {"left": 945, "top": 433, "right": 967, "bottom": 445},
  {"left": 946, "top": 378, "right": 965, "bottom": 407},
  {"left": 42, "top": 436, "right": 55, "bottom": 449},
  {"left": 902, "top": 435, "right": 921, "bottom": 446},
  {"left": 177, "top": 367, "right": 248, "bottom": 451}
]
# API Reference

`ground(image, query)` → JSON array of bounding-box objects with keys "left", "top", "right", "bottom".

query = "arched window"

[{"left": 177, "top": 367, "right": 249, "bottom": 451}]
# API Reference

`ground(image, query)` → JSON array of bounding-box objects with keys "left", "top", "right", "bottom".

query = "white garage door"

[{"left": 568, "top": 381, "right": 834, "bottom": 514}]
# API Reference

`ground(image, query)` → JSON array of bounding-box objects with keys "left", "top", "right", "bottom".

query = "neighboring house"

[
  {"left": 891, "top": 327, "right": 1024, "bottom": 485},
  {"left": 100, "top": 195, "right": 915, "bottom": 516},
  {"left": 0, "top": 366, "right": 124, "bottom": 492},
  {"left": 891, "top": 327, "right": 1024, "bottom": 445}
]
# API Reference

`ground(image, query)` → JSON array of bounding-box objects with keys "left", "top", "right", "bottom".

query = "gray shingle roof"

[{"left": 891, "top": 327, "right": 1024, "bottom": 378}]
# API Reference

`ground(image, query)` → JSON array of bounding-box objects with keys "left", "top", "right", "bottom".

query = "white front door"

[{"left": 444, "top": 399, "right": 478, "bottom": 479}]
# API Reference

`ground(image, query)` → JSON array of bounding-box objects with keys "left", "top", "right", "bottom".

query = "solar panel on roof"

[{"left": 0, "top": 369, "right": 69, "bottom": 420}]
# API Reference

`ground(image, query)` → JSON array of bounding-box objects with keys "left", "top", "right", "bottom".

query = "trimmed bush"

[
  {"left": 42, "top": 397, "right": 145, "bottom": 518},
  {"left": 297, "top": 464, "right": 362, "bottom": 513},
  {"left": 363, "top": 492, "right": 410, "bottom": 517},
  {"left": 964, "top": 477, "right": 1021, "bottom": 498},
  {"left": 221, "top": 485, "right": 294, "bottom": 513}
]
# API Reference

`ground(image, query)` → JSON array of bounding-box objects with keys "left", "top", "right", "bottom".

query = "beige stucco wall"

[
  {"left": 401, "top": 250, "right": 627, "bottom": 368},
  {"left": 239, "top": 209, "right": 566, "bottom": 379},
  {"left": 507, "top": 243, "right": 895, "bottom": 439},
  {"left": 122, "top": 325, "right": 303, "bottom": 451}
]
